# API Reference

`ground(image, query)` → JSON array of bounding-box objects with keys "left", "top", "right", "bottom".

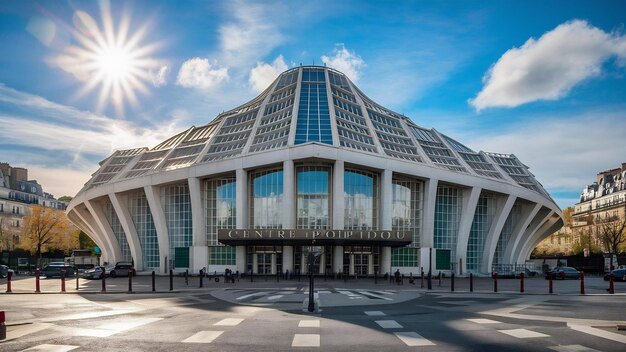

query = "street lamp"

[{"left": 307, "top": 244, "right": 321, "bottom": 312}]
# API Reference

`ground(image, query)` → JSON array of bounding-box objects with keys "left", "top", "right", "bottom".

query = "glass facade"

[
  {"left": 294, "top": 68, "right": 332, "bottom": 145},
  {"left": 344, "top": 169, "right": 378, "bottom": 230},
  {"left": 434, "top": 186, "right": 463, "bottom": 268},
  {"left": 249, "top": 168, "right": 284, "bottom": 229},
  {"left": 296, "top": 165, "right": 331, "bottom": 229},
  {"left": 205, "top": 177, "right": 236, "bottom": 266},
  {"left": 161, "top": 183, "right": 192, "bottom": 268},
  {"left": 466, "top": 193, "right": 495, "bottom": 272},
  {"left": 391, "top": 177, "right": 422, "bottom": 267},
  {"left": 494, "top": 203, "right": 522, "bottom": 265},
  {"left": 104, "top": 200, "right": 132, "bottom": 262},
  {"left": 128, "top": 190, "right": 160, "bottom": 270}
]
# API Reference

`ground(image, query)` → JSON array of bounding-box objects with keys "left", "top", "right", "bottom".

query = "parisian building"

[
  {"left": 0, "top": 162, "right": 68, "bottom": 250},
  {"left": 572, "top": 163, "right": 626, "bottom": 252},
  {"left": 66, "top": 66, "right": 563, "bottom": 276}
]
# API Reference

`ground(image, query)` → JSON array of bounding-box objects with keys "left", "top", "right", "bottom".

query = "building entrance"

[{"left": 247, "top": 245, "right": 282, "bottom": 274}]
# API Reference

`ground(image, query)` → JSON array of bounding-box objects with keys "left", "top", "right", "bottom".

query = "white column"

[
  {"left": 236, "top": 168, "right": 248, "bottom": 229},
  {"left": 236, "top": 246, "right": 246, "bottom": 273},
  {"left": 368, "top": 254, "right": 374, "bottom": 276},
  {"left": 189, "top": 176, "right": 208, "bottom": 273},
  {"left": 513, "top": 211, "right": 555, "bottom": 263},
  {"left": 482, "top": 195, "right": 516, "bottom": 274},
  {"left": 349, "top": 253, "right": 355, "bottom": 276},
  {"left": 506, "top": 204, "right": 544, "bottom": 264},
  {"left": 319, "top": 252, "right": 326, "bottom": 274},
  {"left": 503, "top": 203, "right": 541, "bottom": 265},
  {"left": 271, "top": 253, "right": 277, "bottom": 275},
  {"left": 332, "top": 160, "right": 345, "bottom": 230},
  {"left": 283, "top": 160, "right": 295, "bottom": 228},
  {"left": 252, "top": 253, "right": 258, "bottom": 274},
  {"left": 380, "top": 169, "right": 393, "bottom": 230},
  {"left": 520, "top": 215, "right": 562, "bottom": 262},
  {"left": 72, "top": 207, "right": 111, "bottom": 265},
  {"left": 380, "top": 246, "right": 391, "bottom": 276},
  {"left": 301, "top": 254, "right": 306, "bottom": 274},
  {"left": 421, "top": 178, "right": 438, "bottom": 249},
  {"left": 283, "top": 245, "right": 294, "bottom": 273},
  {"left": 333, "top": 245, "right": 343, "bottom": 273},
  {"left": 84, "top": 199, "right": 122, "bottom": 264},
  {"left": 109, "top": 193, "right": 144, "bottom": 271},
  {"left": 144, "top": 185, "right": 170, "bottom": 274},
  {"left": 455, "top": 187, "right": 481, "bottom": 275}
]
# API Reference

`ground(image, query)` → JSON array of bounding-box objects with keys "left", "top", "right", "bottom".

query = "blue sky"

[{"left": 0, "top": 0, "right": 625, "bottom": 208}]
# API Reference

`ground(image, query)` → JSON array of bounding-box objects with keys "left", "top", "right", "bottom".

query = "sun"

[{"left": 56, "top": 1, "right": 161, "bottom": 116}]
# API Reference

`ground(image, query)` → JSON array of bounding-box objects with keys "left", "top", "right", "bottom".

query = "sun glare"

[{"left": 56, "top": 0, "right": 160, "bottom": 116}]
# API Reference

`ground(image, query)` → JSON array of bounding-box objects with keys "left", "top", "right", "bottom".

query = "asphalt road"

[{"left": 1, "top": 278, "right": 625, "bottom": 351}]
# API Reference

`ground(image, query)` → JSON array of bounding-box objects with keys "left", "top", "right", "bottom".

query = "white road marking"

[
  {"left": 440, "top": 300, "right": 478, "bottom": 306},
  {"left": 358, "top": 291, "right": 392, "bottom": 300},
  {"left": 299, "top": 320, "right": 320, "bottom": 328},
  {"left": 97, "top": 317, "right": 163, "bottom": 331},
  {"left": 373, "top": 290, "right": 396, "bottom": 295},
  {"left": 68, "top": 327, "right": 117, "bottom": 337},
  {"left": 236, "top": 292, "right": 266, "bottom": 300},
  {"left": 6, "top": 323, "right": 52, "bottom": 341},
  {"left": 338, "top": 290, "right": 360, "bottom": 297},
  {"left": 364, "top": 311, "right": 386, "bottom": 316},
  {"left": 214, "top": 318, "right": 244, "bottom": 326},
  {"left": 21, "top": 344, "right": 79, "bottom": 352},
  {"left": 292, "top": 334, "right": 320, "bottom": 347},
  {"left": 548, "top": 345, "right": 602, "bottom": 352},
  {"left": 376, "top": 320, "right": 403, "bottom": 329},
  {"left": 499, "top": 329, "right": 549, "bottom": 338},
  {"left": 182, "top": 331, "right": 224, "bottom": 343},
  {"left": 569, "top": 324, "right": 626, "bottom": 344},
  {"left": 394, "top": 332, "right": 436, "bottom": 347},
  {"left": 467, "top": 318, "right": 501, "bottom": 324},
  {"left": 267, "top": 295, "right": 283, "bottom": 300}
]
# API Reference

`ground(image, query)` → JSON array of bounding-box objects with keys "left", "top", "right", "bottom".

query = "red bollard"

[
  {"left": 520, "top": 272, "right": 524, "bottom": 293},
  {"left": 580, "top": 271, "right": 585, "bottom": 295},
  {"left": 60, "top": 270, "right": 66, "bottom": 292},
  {"left": 549, "top": 274, "right": 553, "bottom": 294},
  {"left": 609, "top": 273, "right": 614, "bottom": 294},
  {"left": 35, "top": 269, "right": 40, "bottom": 293},
  {"left": 76, "top": 274, "right": 79, "bottom": 291},
  {"left": 5, "top": 272, "right": 12, "bottom": 293},
  {"left": 0, "top": 310, "right": 6, "bottom": 340}
]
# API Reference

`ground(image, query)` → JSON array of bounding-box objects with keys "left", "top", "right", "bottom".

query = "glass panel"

[
  {"left": 105, "top": 200, "right": 132, "bottom": 262},
  {"left": 466, "top": 193, "right": 495, "bottom": 272},
  {"left": 249, "top": 168, "right": 284, "bottom": 229},
  {"left": 296, "top": 166, "right": 330, "bottom": 229},
  {"left": 128, "top": 190, "right": 160, "bottom": 270},
  {"left": 434, "top": 186, "right": 462, "bottom": 264},
  {"left": 161, "top": 183, "right": 192, "bottom": 268},
  {"left": 344, "top": 169, "right": 378, "bottom": 230},
  {"left": 205, "top": 177, "right": 236, "bottom": 247}
]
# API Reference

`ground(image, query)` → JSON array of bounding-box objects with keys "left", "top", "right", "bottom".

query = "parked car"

[
  {"left": 40, "top": 264, "right": 75, "bottom": 278},
  {"left": 545, "top": 266, "right": 580, "bottom": 280},
  {"left": 109, "top": 262, "right": 136, "bottom": 278},
  {"left": 604, "top": 268, "right": 626, "bottom": 282},
  {"left": 0, "top": 264, "right": 15, "bottom": 278},
  {"left": 82, "top": 266, "right": 109, "bottom": 280}
]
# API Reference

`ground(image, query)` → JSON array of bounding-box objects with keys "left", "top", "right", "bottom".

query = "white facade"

[{"left": 67, "top": 66, "right": 563, "bottom": 276}]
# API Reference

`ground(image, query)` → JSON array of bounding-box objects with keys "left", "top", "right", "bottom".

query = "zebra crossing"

[{"left": 228, "top": 287, "right": 398, "bottom": 303}]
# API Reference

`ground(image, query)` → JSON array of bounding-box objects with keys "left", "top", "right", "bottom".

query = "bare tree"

[{"left": 597, "top": 209, "right": 626, "bottom": 256}]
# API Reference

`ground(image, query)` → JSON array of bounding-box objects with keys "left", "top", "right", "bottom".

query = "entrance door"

[
  {"left": 257, "top": 253, "right": 272, "bottom": 274},
  {"left": 354, "top": 253, "right": 369, "bottom": 276}
]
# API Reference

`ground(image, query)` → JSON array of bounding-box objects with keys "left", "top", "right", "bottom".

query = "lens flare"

[{"left": 56, "top": 1, "right": 161, "bottom": 116}]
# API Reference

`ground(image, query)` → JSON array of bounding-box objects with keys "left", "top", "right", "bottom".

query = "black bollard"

[
  {"left": 128, "top": 271, "right": 133, "bottom": 293},
  {"left": 421, "top": 270, "right": 424, "bottom": 288},
  {"left": 76, "top": 272, "right": 79, "bottom": 291},
  {"left": 277, "top": 271, "right": 279, "bottom": 282},
  {"left": 375, "top": 271, "right": 378, "bottom": 284},
  {"left": 151, "top": 271, "right": 155, "bottom": 292},
  {"left": 438, "top": 272, "right": 442, "bottom": 287},
  {"left": 200, "top": 269, "right": 204, "bottom": 288},
  {"left": 401, "top": 274, "right": 404, "bottom": 285},
  {"left": 101, "top": 273, "right": 106, "bottom": 293},
  {"left": 470, "top": 273, "right": 473, "bottom": 292},
  {"left": 493, "top": 272, "right": 498, "bottom": 293},
  {"left": 169, "top": 269, "right": 173, "bottom": 291},
  {"left": 185, "top": 270, "right": 189, "bottom": 286},
  {"left": 427, "top": 271, "right": 432, "bottom": 290},
  {"left": 451, "top": 272, "right": 455, "bottom": 292},
  {"left": 250, "top": 269, "right": 253, "bottom": 282}
]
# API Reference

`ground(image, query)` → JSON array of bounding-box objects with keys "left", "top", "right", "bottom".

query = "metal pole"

[
  {"left": 151, "top": 271, "right": 155, "bottom": 292},
  {"left": 427, "top": 248, "right": 432, "bottom": 290},
  {"left": 308, "top": 252, "right": 315, "bottom": 312},
  {"left": 549, "top": 273, "right": 553, "bottom": 294},
  {"left": 420, "top": 270, "right": 424, "bottom": 288},
  {"left": 520, "top": 272, "right": 524, "bottom": 293},
  {"left": 76, "top": 272, "right": 79, "bottom": 291},
  {"left": 169, "top": 269, "right": 173, "bottom": 291},
  {"left": 451, "top": 272, "right": 455, "bottom": 292},
  {"left": 35, "top": 269, "right": 40, "bottom": 293},
  {"left": 185, "top": 270, "right": 189, "bottom": 286},
  {"left": 470, "top": 273, "right": 473, "bottom": 292},
  {"left": 200, "top": 269, "right": 204, "bottom": 288},
  {"left": 5, "top": 272, "right": 11, "bottom": 293},
  {"left": 493, "top": 272, "right": 498, "bottom": 292},
  {"left": 375, "top": 271, "right": 378, "bottom": 284},
  {"left": 609, "top": 273, "right": 614, "bottom": 294},
  {"left": 101, "top": 272, "right": 106, "bottom": 293},
  {"left": 61, "top": 270, "right": 66, "bottom": 292}
]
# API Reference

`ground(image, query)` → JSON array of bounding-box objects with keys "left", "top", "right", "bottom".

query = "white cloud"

[
  {"left": 150, "top": 65, "right": 169, "bottom": 87},
  {"left": 176, "top": 58, "right": 229, "bottom": 89},
  {"left": 249, "top": 55, "right": 288, "bottom": 93},
  {"left": 321, "top": 45, "right": 365, "bottom": 82},
  {"left": 219, "top": 1, "right": 285, "bottom": 68},
  {"left": 460, "top": 111, "right": 626, "bottom": 207},
  {"left": 470, "top": 20, "right": 626, "bottom": 111}
]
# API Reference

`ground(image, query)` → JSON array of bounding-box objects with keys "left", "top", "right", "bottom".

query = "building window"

[
  {"left": 391, "top": 247, "right": 419, "bottom": 267},
  {"left": 391, "top": 176, "right": 422, "bottom": 267},
  {"left": 344, "top": 169, "right": 378, "bottom": 230},
  {"left": 434, "top": 185, "right": 463, "bottom": 269},
  {"left": 128, "top": 190, "right": 160, "bottom": 270},
  {"left": 161, "top": 183, "right": 192, "bottom": 267},
  {"left": 105, "top": 201, "right": 132, "bottom": 263},
  {"left": 204, "top": 177, "right": 236, "bottom": 247},
  {"left": 466, "top": 193, "right": 495, "bottom": 272},
  {"left": 294, "top": 69, "right": 332, "bottom": 145},
  {"left": 296, "top": 165, "right": 331, "bottom": 229},
  {"left": 209, "top": 246, "right": 236, "bottom": 266},
  {"left": 249, "top": 168, "right": 284, "bottom": 229}
]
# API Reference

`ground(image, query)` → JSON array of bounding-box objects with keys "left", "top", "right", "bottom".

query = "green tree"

[{"left": 19, "top": 205, "right": 69, "bottom": 264}]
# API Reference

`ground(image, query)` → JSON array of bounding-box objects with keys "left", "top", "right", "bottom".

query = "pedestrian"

[{"left": 394, "top": 269, "right": 400, "bottom": 285}]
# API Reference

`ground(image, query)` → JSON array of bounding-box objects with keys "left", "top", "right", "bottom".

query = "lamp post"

[{"left": 308, "top": 250, "right": 315, "bottom": 312}]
